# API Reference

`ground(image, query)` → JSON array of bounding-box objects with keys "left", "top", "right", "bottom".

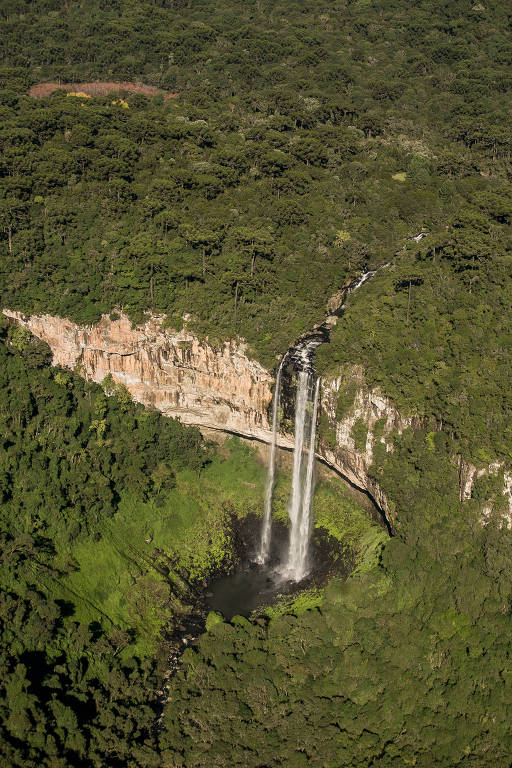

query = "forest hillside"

[{"left": 1, "top": 1, "right": 512, "bottom": 766}]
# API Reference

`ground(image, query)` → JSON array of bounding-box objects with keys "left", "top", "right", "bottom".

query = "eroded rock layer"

[
  {"left": 3, "top": 310, "right": 276, "bottom": 441},
  {"left": 2, "top": 309, "right": 414, "bottom": 519},
  {"left": 19, "top": 309, "right": 510, "bottom": 524}
]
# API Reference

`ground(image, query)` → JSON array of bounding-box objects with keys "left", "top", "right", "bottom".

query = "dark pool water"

[
  {"left": 205, "top": 516, "right": 338, "bottom": 618},
  {"left": 206, "top": 562, "right": 297, "bottom": 617}
]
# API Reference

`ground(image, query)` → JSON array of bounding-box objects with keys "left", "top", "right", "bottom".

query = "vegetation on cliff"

[{"left": 1, "top": 1, "right": 512, "bottom": 766}]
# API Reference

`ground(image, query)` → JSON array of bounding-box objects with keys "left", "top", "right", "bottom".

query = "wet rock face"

[{"left": 3, "top": 310, "right": 275, "bottom": 441}]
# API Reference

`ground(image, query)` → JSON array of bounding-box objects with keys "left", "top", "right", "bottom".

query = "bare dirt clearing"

[{"left": 29, "top": 81, "right": 178, "bottom": 99}]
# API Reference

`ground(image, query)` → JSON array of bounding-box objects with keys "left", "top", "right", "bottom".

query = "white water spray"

[
  {"left": 256, "top": 361, "right": 283, "bottom": 564},
  {"left": 286, "top": 369, "right": 310, "bottom": 573},
  {"left": 284, "top": 372, "right": 320, "bottom": 581},
  {"left": 296, "top": 376, "right": 320, "bottom": 580}
]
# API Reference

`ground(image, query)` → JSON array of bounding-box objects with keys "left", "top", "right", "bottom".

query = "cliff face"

[
  {"left": 459, "top": 458, "right": 512, "bottom": 526},
  {"left": 319, "top": 375, "right": 512, "bottom": 525},
  {"left": 2, "top": 309, "right": 394, "bottom": 516},
  {"left": 6, "top": 309, "right": 509, "bottom": 525},
  {"left": 3, "top": 310, "right": 277, "bottom": 442},
  {"left": 318, "top": 373, "right": 412, "bottom": 517}
]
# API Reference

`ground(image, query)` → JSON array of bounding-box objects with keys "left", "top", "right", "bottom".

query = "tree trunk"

[
  {"left": 8, "top": 226, "right": 12, "bottom": 253},
  {"left": 251, "top": 250, "right": 255, "bottom": 276},
  {"left": 202, "top": 247, "right": 206, "bottom": 277}
]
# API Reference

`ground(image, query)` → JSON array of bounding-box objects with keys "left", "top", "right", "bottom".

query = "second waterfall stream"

[{"left": 285, "top": 375, "right": 320, "bottom": 581}]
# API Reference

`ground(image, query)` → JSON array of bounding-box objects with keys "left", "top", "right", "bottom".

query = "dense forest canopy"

[
  {"left": 1, "top": 1, "right": 512, "bottom": 766},
  {"left": 1, "top": 0, "right": 511, "bottom": 464},
  {"left": 0, "top": 319, "right": 204, "bottom": 765}
]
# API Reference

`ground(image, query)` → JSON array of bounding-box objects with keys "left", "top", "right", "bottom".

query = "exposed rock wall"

[
  {"left": 317, "top": 372, "right": 412, "bottom": 518},
  {"left": 2, "top": 309, "right": 396, "bottom": 518},
  {"left": 459, "top": 458, "right": 512, "bottom": 526},
  {"left": 6, "top": 308, "right": 509, "bottom": 525},
  {"left": 3, "top": 310, "right": 278, "bottom": 442},
  {"left": 318, "top": 374, "right": 512, "bottom": 524}
]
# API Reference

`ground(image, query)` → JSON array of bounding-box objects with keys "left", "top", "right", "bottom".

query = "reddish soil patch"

[{"left": 29, "top": 81, "right": 178, "bottom": 100}]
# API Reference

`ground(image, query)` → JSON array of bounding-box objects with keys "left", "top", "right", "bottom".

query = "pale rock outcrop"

[
  {"left": 318, "top": 374, "right": 412, "bottom": 516},
  {"left": 3, "top": 309, "right": 391, "bottom": 513},
  {"left": 3, "top": 310, "right": 279, "bottom": 442},
  {"left": 459, "top": 458, "right": 512, "bottom": 526},
  {"left": 503, "top": 473, "right": 512, "bottom": 525}
]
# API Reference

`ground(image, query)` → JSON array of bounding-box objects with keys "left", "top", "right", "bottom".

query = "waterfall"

[
  {"left": 256, "top": 349, "right": 319, "bottom": 579},
  {"left": 256, "top": 361, "right": 283, "bottom": 565},
  {"left": 296, "top": 376, "right": 320, "bottom": 580},
  {"left": 286, "top": 369, "right": 311, "bottom": 574},
  {"left": 283, "top": 371, "right": 320, "bottom": 581},
  {"left": 254, "top": 267, "right": 381, "bottom": 580}
]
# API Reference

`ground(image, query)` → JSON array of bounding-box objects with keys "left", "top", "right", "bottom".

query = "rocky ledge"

[{"left": 3, "top": 310, "right": 275, "bottom": 441}]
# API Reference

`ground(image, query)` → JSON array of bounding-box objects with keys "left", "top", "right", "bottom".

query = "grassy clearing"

[
  {"left": 260, "top": 587, "right": 324, "bottom": 619},
  {"left": 58, "top": 440, "right": 382, "bottom": 654},
  {"left": 62, "top": 438, "right": 266, "bottom": 655},
  {"left": 313, "top": 476, "right": 385, "bottom": 562}
]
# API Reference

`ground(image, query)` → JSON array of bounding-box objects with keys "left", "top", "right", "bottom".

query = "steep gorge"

[
  {"left": 6, "top": 308, "right": 511, "bottom": 526},
  {"left": 2, "top": 309, "right": 399, "bottom": 518}
]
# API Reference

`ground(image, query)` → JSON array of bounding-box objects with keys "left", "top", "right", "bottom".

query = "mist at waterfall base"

[{"left": 206, "top": 515, "right": 337, "bottom": 619}]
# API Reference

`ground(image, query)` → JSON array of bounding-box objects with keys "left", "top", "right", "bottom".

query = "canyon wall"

[
  {"left": 5, "top": 309, "right": 510, "bottom": 524},
  {"left": 3, "top": 310, "right": 278, "bottom": 442},
  {"left": 2, "top": 309, "right": 397, "bottom": 516},
  {"left": 318, "top": 372, "right": 412, "bottom": 517},
  {"left": 319, "top": 374, "right": 512, "bottom": 525}
]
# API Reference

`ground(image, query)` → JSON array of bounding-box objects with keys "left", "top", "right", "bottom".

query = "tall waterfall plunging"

[
  {"left": 283, "top": 370, "right": 320, "bottom": 581},
  {"left": 256, "top": 361, "right": 283, "bottom": 565},
  {"left": 295, "top": 376, "right": 320, "bottom": 580},
  {"left": 253, "top": 269, "right": 382, "bottom": 582},
  {"left": 286, "top": 368, "right": 311, "bottom": 570},
  {"left": 255, "top": 339, "right": 321, "bottom": 580}
]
